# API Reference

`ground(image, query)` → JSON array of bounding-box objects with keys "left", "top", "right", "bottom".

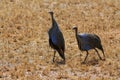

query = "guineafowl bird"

[
  {"left": 48, "top": 11, "right": 65, "bottom": 63},
  {"left": 72, "top": 26, "right": 105, "bottom": 63}
]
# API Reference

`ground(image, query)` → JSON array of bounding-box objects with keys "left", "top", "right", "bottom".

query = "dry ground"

[{"left": 0, "top": 0, "right": 120, "bottom": 80}]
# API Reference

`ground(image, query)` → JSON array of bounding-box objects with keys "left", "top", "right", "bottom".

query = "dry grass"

[{"left": 0, "top": 0, "right": 120, "bottom": 80}]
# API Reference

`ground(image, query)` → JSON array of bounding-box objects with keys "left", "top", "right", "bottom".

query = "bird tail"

[
  {"left": 98, "top": 44, "right": 105, "bottom": 59},
  {"left": 58, "top": 49, "right": 65, "bottom": 61},
  {"left": 98, "top": 45, "right": 104, "bottom": 53}
]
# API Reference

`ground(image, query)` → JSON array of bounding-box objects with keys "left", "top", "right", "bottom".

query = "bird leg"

[
  {"left": 94, "top": 48, "right": 102, "bottom": 60},
  {"left": 82, "top": 51, "right": 89, "bottom": 64},
  {"left": 53, "top": 50, "right": 56, "bottom": 62},
  {"left": 101, "top": 50, "right": 105, "bottom": 61},
  {"left": 60, "top": 49, "right": 65, "bottom": 64},
  {"left": 57, "top": 49, "right": 65, "bottom": 64}
]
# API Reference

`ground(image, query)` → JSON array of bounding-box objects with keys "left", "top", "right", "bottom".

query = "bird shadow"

[
  {"left": 82, "top": 59, "right": 99, "bottom": 66},
  {"left": 50, "top": 59, "right": 65, "bottom": 65},
  {"left": 56, "top": 60, "right": 66, "bottom": 65}
]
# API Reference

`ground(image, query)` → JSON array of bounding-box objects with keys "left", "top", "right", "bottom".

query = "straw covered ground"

[{"left": 0, "top": 0, "right": 120, "bottom": 80}]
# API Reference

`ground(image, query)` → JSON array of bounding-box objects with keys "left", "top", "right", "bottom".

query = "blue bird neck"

[
  {"left": 50, "top": 14, "right": 54, "bottom": 25},
  {"left": 74, "top": 28, "right": 78, "bottom": 37},
  {"left": 74, "top": 28, "right": 80, "bottom": 45},
  {"left": 51, "top": 14, "right": 54, "bottom": 24},
  {"left": 50, "top": 14, "right": 58, "bottom": 29}
]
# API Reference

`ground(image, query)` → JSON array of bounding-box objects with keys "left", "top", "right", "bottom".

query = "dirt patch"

[{"left": 0, "top": 0, "right": 120, "bottom": 80}]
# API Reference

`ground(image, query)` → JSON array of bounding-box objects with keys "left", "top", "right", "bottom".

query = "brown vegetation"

[{"left": 0, "top": 0, "right": 120, "bottom": 79}]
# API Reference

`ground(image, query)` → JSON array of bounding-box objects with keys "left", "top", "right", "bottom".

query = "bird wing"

[
  {"left": 92, "top": 34, "right": 101, "bottom": 43},
  {"left": 86, "top": 34, "right": 100, "bottom": 45},
  {"left": 78, "top": 34, "right": 92, "bottom": 50},
  {"left": 50, "top": 28, "right": 65, "bottom": 49}
]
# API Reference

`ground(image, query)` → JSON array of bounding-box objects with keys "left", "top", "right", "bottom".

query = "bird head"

[
  {"left": 48, "top": 11, "right": 54, "bottom": 15},
  {"left": 72, "top": 26, "right": 77, "bottom": 30}
]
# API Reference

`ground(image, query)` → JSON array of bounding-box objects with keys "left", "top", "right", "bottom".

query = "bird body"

[
  {"left": 48, "top": 11, "right": 65, "bottom": 63},
  {"left": 77, "top": 33, "right": 101, "bottom": 51},
  {"left": 73, "top": 26, "right": 105, "bottom": 63},
  {"left": 48, "top": 27, "right": 64, "bottom": 48}
]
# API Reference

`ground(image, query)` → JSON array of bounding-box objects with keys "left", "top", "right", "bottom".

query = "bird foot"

[
  {"left": 52, "top": 60, "right": 55, "bottom": 63},
  {"left": 52, "top": 58, "right": 55, "bottom": 63},
  {"left": 62, "top": 59, "right": 66, "bottom": 64},
  {"left": 102, "top": 58, "right": 106, "bottom": 61},
  {"left": 81, "top": 61, "right": 86, "bottom": 64},
  {"left": 57, "top": 60, "right": 65, "bottom": 64},
  {"left": 52, "top": 59, "right": 55, "bottom": 64},
  {"left": 99, "top": 57, "right": 102, "bottom": 60}
]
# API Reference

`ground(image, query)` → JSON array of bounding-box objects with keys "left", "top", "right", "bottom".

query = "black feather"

[
  {"left": 48, "top": 11, "right": 65, "bottom": 62},
  {"left": 73, "top": 26, "right": 105, "bottom": 63}
]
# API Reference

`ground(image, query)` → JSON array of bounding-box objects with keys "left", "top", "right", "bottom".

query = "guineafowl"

[
  {"left": 48, "top": 11, "right": 65, "bottom": 63},
  {"left": 72, "top": 26, "right": 105, "bottom": 63}
]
